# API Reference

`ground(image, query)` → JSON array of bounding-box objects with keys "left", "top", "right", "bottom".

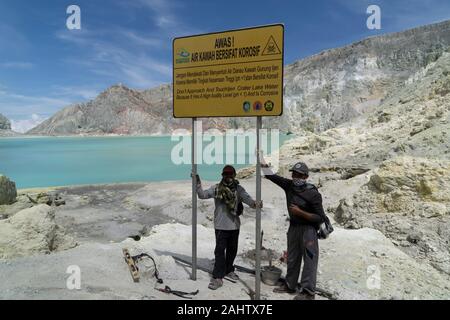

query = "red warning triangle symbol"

[{"left": 262, "top": 36, "right": 281, "bottom": 56}]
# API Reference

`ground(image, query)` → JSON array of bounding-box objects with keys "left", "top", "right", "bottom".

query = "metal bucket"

[{"left": 261, "top": 266, "right": 282, "bottom": 286}]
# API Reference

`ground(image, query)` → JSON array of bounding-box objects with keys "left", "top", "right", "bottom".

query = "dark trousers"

[
  {"left": 212, "top": 229, "right": 240, "bottom": 279},
  {"left": 285, "top": 224, "right": 319, "bottom": 295}
]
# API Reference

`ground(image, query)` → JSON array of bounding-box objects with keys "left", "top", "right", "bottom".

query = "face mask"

[
  {"left": 293, "top": 178, "right": 306, "bottom": 187},
  {"left": 223, "top": 176, "right": 234, "bottom": 185}
]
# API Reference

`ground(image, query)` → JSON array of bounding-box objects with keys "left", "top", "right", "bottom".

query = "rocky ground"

[{"left": 0, "top": 174, "right": 449, "bottom": 300}]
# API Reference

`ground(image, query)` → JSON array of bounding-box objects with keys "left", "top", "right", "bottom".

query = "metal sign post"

[
  {"left": 255, "top": 116, "right": 262, "bottom": 300},
  {"left": 191, "top": 117, "right": 198, "bottom": 280}
]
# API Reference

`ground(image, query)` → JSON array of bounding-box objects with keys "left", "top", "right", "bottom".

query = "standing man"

[
  {"left": 260, "top": 154, "right": 325, "bottom": 300},
  {"left": 195, "top": 165, "right": 261, "bottom": 290}
]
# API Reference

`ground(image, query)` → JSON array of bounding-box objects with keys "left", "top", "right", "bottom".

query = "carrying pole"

[
  {"left": 255, "top": 116, "right": 262, "bottom": 299},
  {"left": 191, "top": 117, "right": 198, "bottom": 280}
]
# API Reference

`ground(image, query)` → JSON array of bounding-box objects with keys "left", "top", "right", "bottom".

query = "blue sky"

[{"left": 0, "top": 0, "right": 449, "bottom": 132}]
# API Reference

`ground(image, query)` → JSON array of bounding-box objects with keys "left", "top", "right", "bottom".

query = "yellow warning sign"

[{"left": 173, "top": 24, "right": 284, "bottom": 118}]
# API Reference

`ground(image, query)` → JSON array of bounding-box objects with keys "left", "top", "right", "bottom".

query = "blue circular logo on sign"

[
  {"left": 243, "top": 101, "right": 251, "bottom": 112},
  {"left": 253, "top": 101, "right": 262, "bottom": 111}
]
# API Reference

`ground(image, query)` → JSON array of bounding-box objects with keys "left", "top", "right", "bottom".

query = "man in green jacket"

[{"left": 196, "top": 165, "right": 261, "bottom": 290}]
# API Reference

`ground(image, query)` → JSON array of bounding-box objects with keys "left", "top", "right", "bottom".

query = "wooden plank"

[{"left": 123, "top": 248, "right": 140, "bottom": 283}]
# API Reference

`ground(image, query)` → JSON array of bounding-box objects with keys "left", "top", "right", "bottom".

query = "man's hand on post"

[
  {"left": 253, "top": 200, "right": 263, "bottom": 209},
  {"left": 257, "top": 150, "right": 270, "bottom": 168},
  {"left": 190, "top": 173, "right": 201, "bottom": 185}
]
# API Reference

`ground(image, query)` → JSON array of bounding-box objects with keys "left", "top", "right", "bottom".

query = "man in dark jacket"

[
  {"left": 260, "top": 155, "right": 325, "bottom": 300},
  {"left": 196, "top": 165, "right": 261, "bottom": 290}
]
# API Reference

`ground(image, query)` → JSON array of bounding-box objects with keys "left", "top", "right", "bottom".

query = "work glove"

[
  {"left": 253, "top": 200, "right": 263, "bottom": 209},
  {"left": 190, "top": 173, "right": 201, "bottom": 185}
]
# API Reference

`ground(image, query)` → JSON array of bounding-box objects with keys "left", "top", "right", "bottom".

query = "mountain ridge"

[{"left": 27, "top": 19, "right": 450, "bottom": 136}]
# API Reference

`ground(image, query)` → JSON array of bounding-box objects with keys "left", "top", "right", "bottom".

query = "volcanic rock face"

[
  {"left": 0, "top": 113, "right": 11, "bottom": 130},
  {"left": 27, "top": 84, "right": 168, "bottom": 135},
  {"left": 0, "top": 113, "right": 18, "bottom": 136},
  {"left": 0, "top": 175, "right": 17, "bottom": 205},
  {"left": 335, "top": 157, "right": 450, "bottom": 274},
  {"left": 270, "top": 45, "right": 450, "bottom": 277},
  {"left": 276, "top": 20, "right": 450, "bottom": 133},
  {"left": 0, "top": 204, "right": 76, "bottom": 259},
  {"left": 28, "top": 20, "right": 450, "bottom": 136},
  {"left": 0, "top": 113, "right": 21, "bottom": 136}
]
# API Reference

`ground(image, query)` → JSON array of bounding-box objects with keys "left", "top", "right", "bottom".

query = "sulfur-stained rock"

[
  {"left": 0, "top": 175, "right": 17, "bottom": 205},
  {"left": 0, "top": 204, "right": 76, "bottom": 259},
  {"left": 335, "top": 156, "right": 450, "bottom": 275}
]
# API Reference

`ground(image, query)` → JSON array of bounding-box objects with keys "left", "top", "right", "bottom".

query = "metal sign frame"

[{"left": 173, "top": 24, "right": 284, "bottom": 300}]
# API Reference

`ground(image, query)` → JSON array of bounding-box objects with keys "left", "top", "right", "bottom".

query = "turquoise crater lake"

[{"left": 0, "top": 135, "right": 290, "bottom": 189}]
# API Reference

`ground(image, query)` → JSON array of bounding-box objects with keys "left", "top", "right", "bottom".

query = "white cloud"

[
  {"left": 1, "top": 62, "right": 33, "bottom": 69},
  {"left": 95, "top": 42, "right": 172, "bottom": 86},
  {"left": 51, "top": 85, "right": 99, "bottom": 100},
  {"left": 54, "top": 0, "right": 202, "bottom": 89},
  {"left": 119, "top": 30, "right": 161, "bottom": 47},
  {"left": 10, "top": 114, "right": 47, "bottom": 133},
  {"left": 156, "top": 15, "right": 176, "bottom": 28},
  {"left": 0, "top": 23, "right": 30, "bottom": 54},
  {"left": 117, "top": 0, "right": 202, "bottom": 36},
  {"left": 56, "top": 28, "right": 172, "bottom": 89},
  {"left": 135, "top": 0, "right": 178, "bottom": 28},
  {"left": 0, "top": 89, "right": 70, "bottom": 118}
]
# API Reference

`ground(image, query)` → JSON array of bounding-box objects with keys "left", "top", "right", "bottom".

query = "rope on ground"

[
  {"left": 156, "top": 285, "right": 199, "bottom": 299},
  {"left": 131, "top": 253, "right": 163, "bottom": 284}
]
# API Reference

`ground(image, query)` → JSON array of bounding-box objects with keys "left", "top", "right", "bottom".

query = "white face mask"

[{"left": 293, "top": 178, "right": 306, "bottom": 187}]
